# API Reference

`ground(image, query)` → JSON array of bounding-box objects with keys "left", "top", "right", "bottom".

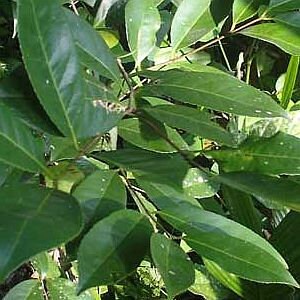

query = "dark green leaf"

[
  {"left": 233, "top": 0, "right": 260, "bottom": 26},
  {"left": 143, "top": 104, "right": 235, "bottom": 146},
  {"left": 78, "top": 210, "right": 153, "bottom": 292},
  {"left": 209, "top": 132, "right": 300, "bottom": 175},
  {"left": 160, "top": 203, "right": 298, "bottom": 286},
  {"left": 216, "top": 172, "right": 300, "bottom": 212},
  {"left": 0, "top": 185, "right": 82, "bottom": 282},
  {"left": 141, "top": 68, "right": 287, "bottom": 118},
  {"left": 150, "top": 233, "right": 195, "bottom": 299},
  {"left": 268, "top": 0, "right": 300, "bottom": 13}
]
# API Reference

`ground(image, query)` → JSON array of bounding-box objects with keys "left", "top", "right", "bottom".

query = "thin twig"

[{"left": 70, "top": 0, "right": 79, "bottom": 15}]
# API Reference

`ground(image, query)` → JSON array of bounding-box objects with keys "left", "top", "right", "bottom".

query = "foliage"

[{"left": 0, "top": 0, "right": 300, "bottom": 299}]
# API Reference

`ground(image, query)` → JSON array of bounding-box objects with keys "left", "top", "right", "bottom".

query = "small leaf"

[
  {"left": 160, "top": 203, "right": 299, "bottom": 287},
  {"left": 216, "top": 172, "right": 300, "bottom": 212},
  {"left": 150, "top": 233, "right": 195, "bottom": 299},
  {"left": 125, "top": 0, "right": 161, "bottom": 66},
  {"left": 233, "top": 0, "right": 260, "bottom": 26},
  {"left": 78, "top": 210, "right": 153, "bottom": 293},
  {"left": 209, "top": 132, "right": 300, "bottom": 175},
  {"left": 171, "top": 0, "right": 211, "bottom": 50},
  {"left": 141, "top": 68, "right": 287, "bottom": 118},
  {"left": 0, "top": 185, "right": 82, "bottom": 282},
  {"left": 143, "top": 104, "right": 235, "bottom": 146},
  {"left": 241, "top": 23, "right": 300, "bottom": 56},
  {"left": 3, "top": 280, "right": 43, "bottom": 300}
]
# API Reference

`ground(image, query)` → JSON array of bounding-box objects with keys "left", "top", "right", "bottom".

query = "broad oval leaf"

[
  {"left": 171, "top": 0, "right": 211, "bottom": 50},
  {"left": 18, "top": 0, "right": 122, "bottom": 146},
  {"left": 73, "top": 170, "right": 126, "bottom": 225},
  {"left": 118, "top": 118, "right": 189, "bottom": 153},
  {"left": 216, "top": 172, "right": 300, "bottom": 212},
  {"left": 0, "top": 185, "right": 82, "bottom": 282},
  {"left": 78, "top": 210, "right": 153, "bottom": 293},
  {"left": 141, "top": 68, "right": 287, "bottom": 118},
  {"left": 241, "top": 23, "right": 300, "bottom": 56},
  {"left": 150, "top": 233, "right": 195, "bottom": 299},
  {"left": 0, "top": 104, "right": 49, "bottom": 175},
  {"left": 143, "top": 104, "right": 235, "bottom": 146},
  {"left": 160, "top": 203, "right": 299, "bottom": 287},
  {"left": 209, "top": 132, "right": 300, "bottom": 175},
  {"left": 125, "top": 0, "right": 161, "bottom": 66}
]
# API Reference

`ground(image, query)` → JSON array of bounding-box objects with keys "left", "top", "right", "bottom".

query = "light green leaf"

[
  {"left": 143, "top": 104, "right": 235, "bottom": 146},
  {"left": 3, "top": 280, "right": 43, "bottom": 300},
  {"left": 160, "top": 203, "right": 299, "bottom": 287},
  {"left": 150, "top": 233, "right": 195, "bottom": 299},
  {"left": 78, "top": 210, "right": 153, "bottom": 292},
  {"left": 32, "top": 252, "right": 60, "bottom": 280},
  {"left": 0, "top": 104, "right": 49, "bottom": 175},
  {"left": 233, "top": 0, "right": 260, "bottom": 26},
  {"left": 216, "top": 172, "right": 300, "bottom": 212},
  {"left": 125, "top": 0, "right": 161, "bottom": 66},
  {"left": 73, "top": 170, "right": 126, "bottom": 224},
  {"left": 118, "top": 118, "right": 189, "bottom": 153},
  {"left": 0, "top": 185, "right": 82, "bottom": 282},
  {"left": 171, "top": 0, "right": 212, "bottom": 50},
  {"left": 141, "top": 68, "right": 287, "bottom": 118},
  {"left": 241, "top": 23, "right": 300, "bottom": 56},
  {"left": 209, "top": 132, "right": 300, "bottom": 175}
]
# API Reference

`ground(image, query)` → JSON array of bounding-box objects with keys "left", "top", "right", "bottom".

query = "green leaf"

[
  {"left": 171, "top": 0, "right": 212, "bottom": 50},
  {"left": 150, "top": 233, "right": 195, "bottom": 299},
  {"left": 143, "top": 104, "right": 235, "bottom": 146},
  {"left": 78, "top": 210, "right": 153, "bottom": 292},
  {"left": 274, "top": 11, "right": 300, "bottom": 28},
  {"left": 268, "top": 0, "right": 300, "bottom": 13},
  {"left": 209, "top": 132, "right": 300, "bottom": 175},
  {"left": 3, "top": 280, "right": 43, "bottom": 300},
  {"left": 160, "top": 203, "right": 299, "bottom": 287},
  {"left": 141, "top": 68, "right": 287, "bottom": 118},
  {"left": 241, "top": 23, "right": 300, "bottom": 56},
  {"left": 32, "top": 252, "right": 60, "bottom": 280},
  {"left": 233, "top": 0, "right": 260, "bottom": 26},
  {"left": 271, "top": 211, "right": 300, "bottom": 282},
  {"left": 0, "top": 104, "right": 49, "bottom": 175},
  {"left": 0, "top": 185, "right": 82, "bottom": 282},
  {"left": 118, "top": 118, "right": 189, "bottom": 153},
  {"left": 125, "top": 0, "right": 161, "bottom": 66},
  {"left": 216, "top": 172, "right": 300, "bottom": 212},
  {"left": 18, "top": 0, "right": 123, "bottom": 146},
  {"left": 73, "top": 170, "right": 126, "bottom": 224}
]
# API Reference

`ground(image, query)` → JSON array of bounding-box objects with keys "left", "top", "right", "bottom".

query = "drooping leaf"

[
  {"left": 141, "top": 68, "right": 287, "bottom": 118},
  {"left": 0, "top": 185, "right": 82, "bottom": 282},
  {"left": 268, "top": 0, "right": 300, "bottom": 13},
  {"left": 160, "top": 203, "right": 299, "bottom": 287},
  {"left": 232, "top": 0, "right": 260, "bottom": 26},
  {"left": 241, "top": 23, "right": 300, "bottom": 56},
  {"left": 216, "top": 172, "right": 300, "bottom": 212},
  {"left": 150, "top": 233, "right": 195, "bottom": 299},
  {"left": 18, "top": 0, "right": 123, "bottom": 146},
  {"left": 143, "top": 104, "right": 235, "bottom": 146},
  {"left": 209, "top": 132, "right": 300, "bottom": 175},
  {"left": 125, "top": 0, "right": 161, "bottom": 66},
  {"left": 118, "top": 117, "right": 189, "bottom": 153},
  {"left": 170, "top": 0, "right": 212, "bottom": 50},
  {"left": 0, "top": 104, "right": 49, "bottom": 175},
  {"left": 78, "top": 210, "right": 153, "bottom": 292},
  {"left": 73, "top": 170, "right": 126, "bottom": 224}
]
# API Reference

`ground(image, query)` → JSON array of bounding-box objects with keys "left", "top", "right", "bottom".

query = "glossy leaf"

[
  {"left": 141, "top": 69, "right": 287, "bottom": 118},
  {"left": 241, "top": 23, "right": 300, "bottom": 56},
  {"left": 78, "top": 210, "right": 153, "bottom": 292},
  {"left": 0, "top": 104, "right": 48, "bottom": 175},
  {"left": 73, "top": 170, "right": 126, "bottom": 224},
  {"left": 268, "top": 0, "right": 300, "bottom": 13},
  {"left": 0, "top": 185, "right": 82, "bottom": 282},
  {"left": 143, "top": 104, "right": 235, "bottom": 146},
  {"left": 171, "top": 0, "right": 211, "bottom": 50},
  {"left": 3, "top": 280, "right": 43, "bottom": 300},
  {"left": 209, "top": 132, "right": 300, "bottom": 175},
  {"left": 18, "top": 0, "right": 123, "bottom": 146},
  {"left": 160, "top": 203, "right": 299, "bottom": 286},
  {"left": 150, "top": 233, "right": 195, "bottom": 299},
  {"left": 217, "top": 172, "right": 300, "bottom": 212},
  {"left": 125, "top": 0, "right": 161, "bottom": 66},
  {"left": 118, "top": 118, "right": 189, "bottom": 153},
  {"left": 233, "top": 0, "right": 260, "bottom": 26}
]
